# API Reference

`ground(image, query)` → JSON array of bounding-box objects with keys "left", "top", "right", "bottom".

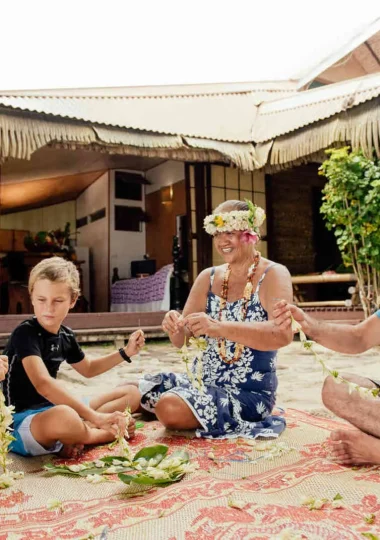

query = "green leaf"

[
  {"left": 135, "top": 421, "right": 144, "bottom": 429},
  {"left": 118, "top": 472, "right": 184, "bottom": 486},
  {"left": 333, "top": 493, "right": 343, "bottom": 501},
  {"left": 99, "top": 456, "right": 131, "bottom": 464},
  {"left": 132, "top": 445, "right": 169, "bottom": 463},
  {"left": 44, "top": 464, "right": 81, "bottom": 476},
  {"left": 362, "top": 533, "right": 379, "bottom": 539}
]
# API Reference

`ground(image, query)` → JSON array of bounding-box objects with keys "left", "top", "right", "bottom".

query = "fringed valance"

[
  {"left": 263, "top": 97, "right": 380, "bottom": 170},
  {"left": 0, "top": 109, "right": 95, "bottom": 161},
  {"left": 0, "top": 109, "right": 257, "bottom": 171}
]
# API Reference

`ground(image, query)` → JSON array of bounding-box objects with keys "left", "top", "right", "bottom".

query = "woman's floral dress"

[{"left": 139, "top": 265, "right": 286, "bottom": 439}]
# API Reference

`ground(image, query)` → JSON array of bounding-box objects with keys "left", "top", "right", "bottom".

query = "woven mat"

[{"left": 1, "top": 409, "right": 380, "bottom": 540}]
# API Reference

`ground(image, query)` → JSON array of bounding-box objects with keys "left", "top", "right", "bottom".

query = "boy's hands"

[
  {"left": 125, "top": 329, "right": 145, "bottom": 358},
  {"left": 273, "top": 300, "right": 311, "bottom": 335},
  {"left": 0, "top": 355, "right": 8, "bottom": 382},
  {"left": 127, "top": 416, "right": 136, "bottom": 439},
  {"left": 89, "top": 410, "right": 127, "bottom": 437}
]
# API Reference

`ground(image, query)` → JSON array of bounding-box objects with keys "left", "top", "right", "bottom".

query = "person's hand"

[
  {"left": 273, "top": 300, "right": 311, "bottom": 335},
  {"left": 125, "top": 329, "right": 145, "bottom": 357},
  {"left": 162, "top": 310, "right": 183, "bottom": 334},
  {"left": 89, "top": 410, "right": 127, "bottom": 436},
  {"left": 183, "top": 312, "right": 219, "bottom": 338},
  {"left": 126, "top": 416, "right": 136, "bottom": 439},
  {"left": 0, "top": 355, "right": 8, "bottom": 382}
]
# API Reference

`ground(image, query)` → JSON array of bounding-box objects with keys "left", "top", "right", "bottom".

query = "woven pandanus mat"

[{"left": 1, "top": 409, "right": 380, "bottom": 539}]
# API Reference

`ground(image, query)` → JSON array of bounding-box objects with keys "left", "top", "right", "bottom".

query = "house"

[{"left": 0, "top": 19, "right": 379, "bottom": 315}]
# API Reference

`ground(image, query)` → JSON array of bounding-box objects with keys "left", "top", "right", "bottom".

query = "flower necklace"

[{"left": 218, "top": 252, "right": 261, "bottom": 364}]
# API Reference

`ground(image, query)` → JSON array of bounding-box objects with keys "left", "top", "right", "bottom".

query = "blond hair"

[{"left": 28, "top": 257, "right": 80, "bottom": 299}]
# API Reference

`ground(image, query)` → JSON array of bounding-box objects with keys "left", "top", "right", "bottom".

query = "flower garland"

[
  {"left": 0, "top": 390, "right": 24, "bottom": 489},
  {"left": 179, "top": 337, "right": 207, "bottom": 391},
  {"left": 218, "top": 253, "right": 261, "bottom": 364},
  {"left": 292, "top": 318, "right": 380, "bottom": 400},
  {"left": 45, "top": 444, "right": 197, "bottom": 486},
  {"left": 203, "top": 199, "right": 266, "bottom": 236}
]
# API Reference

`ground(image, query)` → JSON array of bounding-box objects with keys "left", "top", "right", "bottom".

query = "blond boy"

[{"left": 3, "top": 257, "right": 143, "bottom": 457}]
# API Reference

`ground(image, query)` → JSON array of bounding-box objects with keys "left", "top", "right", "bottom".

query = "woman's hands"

[
  {"left": 162, "top": 310, "right": 219, "bottom": 338},
  {"left": 125, "top": 329, "right": 145, "bottom": 357},
  {"left": 182, "top": 313, "right": 220, "bottom": 338},
  {"left": 0, "top": 355, "right": 8, "bottom": 382},
  {"left": 162, "top": 310, "right": 184, "bottom": 334}
]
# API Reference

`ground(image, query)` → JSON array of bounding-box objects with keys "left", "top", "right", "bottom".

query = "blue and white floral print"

[{"left": 139, "top": 266, "right": 286, "bottom": 439}]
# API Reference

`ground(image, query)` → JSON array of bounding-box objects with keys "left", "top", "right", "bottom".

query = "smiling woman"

[{"left": 120, "top": 199, "right": 294, "bottom": 440}]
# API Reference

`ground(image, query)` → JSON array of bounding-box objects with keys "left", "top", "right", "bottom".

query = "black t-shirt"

[{"left": 2, "top": 317, "right": 85, "bottom": 413}]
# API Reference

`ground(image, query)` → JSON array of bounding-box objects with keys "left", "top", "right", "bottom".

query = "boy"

[{"left": 3, "top": 257, "right": 143, "bottom": 458}]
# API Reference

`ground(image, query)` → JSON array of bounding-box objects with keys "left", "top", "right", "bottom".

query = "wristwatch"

[{"left": 118, "top": 348, "right": 132, "bottom": 363}]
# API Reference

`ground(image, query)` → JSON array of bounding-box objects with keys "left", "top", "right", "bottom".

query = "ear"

[{"left": 70, "top": 294, "right": 79, "bottom": 309}]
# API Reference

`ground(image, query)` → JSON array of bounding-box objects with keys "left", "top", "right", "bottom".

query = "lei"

[
  {"left": 218, "top": 253, "right": 261, "bottom": 364},
  {"left": 0, "top": 390, "right": 24, "bottom": 488},
  {"left": 292, "top": 318, "right": 380, "bottom": 400},
  {"left": 203, "top": 199, "right": 265, "bottom": 236}
]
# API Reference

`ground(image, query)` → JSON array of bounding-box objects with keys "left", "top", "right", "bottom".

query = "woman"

[{"left": 139, "top": 200, "right": 293, "bottom": 439}]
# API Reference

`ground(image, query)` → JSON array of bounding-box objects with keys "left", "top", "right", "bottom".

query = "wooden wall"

[
  {"left": 267, "top": 164, "right": 326, "bottom": 275},
  {"left": 145, "top": 180, "right": 187, "bottom": 270}
]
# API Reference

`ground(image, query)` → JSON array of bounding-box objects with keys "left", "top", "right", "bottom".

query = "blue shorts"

[
  {"left": 10, "top": 396, "right": 92, "bottom": 457},
  {"left": 11, "top": 405, "right": 64, "bottom": 457}
]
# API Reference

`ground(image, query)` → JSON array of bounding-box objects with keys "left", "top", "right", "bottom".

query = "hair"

[
  {"left": 28, "top": 257, "right": 80, "bottom": 299},
  {"left": 213, "top": 199, "right": 249, "bottom": 214}
]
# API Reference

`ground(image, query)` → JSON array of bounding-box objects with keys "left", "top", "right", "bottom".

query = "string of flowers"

[
  {"left": 179, "top": 337, "right": 207, "bottom": 391},
  {"left": 0, "top": 390, "right": 24, "bottom": 489},
  {"left": 45, "top": 444, "right": 197, "bottom": 486},
  {"left": 291, "top": 318, "right": 380, "bottom": 400}
]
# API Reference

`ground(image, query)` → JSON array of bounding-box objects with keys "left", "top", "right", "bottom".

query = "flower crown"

[{"left": 203, "top": 200, "right": 266, "bottom": 236}]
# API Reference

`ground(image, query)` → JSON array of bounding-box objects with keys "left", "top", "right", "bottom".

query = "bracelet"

[{"left": 118, "top": 348, "right": 132, "bottom": 363}]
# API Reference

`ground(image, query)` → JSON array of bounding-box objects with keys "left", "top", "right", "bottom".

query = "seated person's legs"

[
  {"left": 322, "top": 372, "right": 380, "bottom": 465},
  {"left": 155, "top": 393, "right": 201, "bottom": 430},
  {"left": 12, "top": 404, "right": 129, "bottom": 458}
]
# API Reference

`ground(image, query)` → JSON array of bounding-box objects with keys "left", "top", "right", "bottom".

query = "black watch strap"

[{"left": 118, "top": 348, "right": 132, "bottom": 363}]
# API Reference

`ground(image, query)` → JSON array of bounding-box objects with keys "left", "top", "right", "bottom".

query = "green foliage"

[
  {"left": 319, "top": 147, "right": 380, "bottom": 315},
  {"left": 320, "top": 147, "right": 380, "bottom": 269}
]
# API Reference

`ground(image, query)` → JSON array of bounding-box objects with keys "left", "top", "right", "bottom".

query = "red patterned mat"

[{"left": 1, "top": 409, "right": 380, "bottom": 539}]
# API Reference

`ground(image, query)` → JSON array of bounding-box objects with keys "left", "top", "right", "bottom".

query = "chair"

[{"left": 110, "top": 264, "right": 173, "bottom": 312}]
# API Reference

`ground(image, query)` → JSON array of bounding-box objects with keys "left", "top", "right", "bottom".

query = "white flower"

[
  {"left": 251, "top": 371, "right": 264, "bottom": 382},
  {"left": 68, "top": 464, "right": 86, "bottom": 472},
  {"left": 112, "top": 459, "right": 123, "bottom": 466},
  {"left": 227, "top": 497, "right": 246, "bottom": 509},
  {"left": 47, "top": 499, "right": 64, "bottom": 512},
  {"left": 332, "top": 499, "right": 344, "bottom": 509},
  {"left": 86, "top": 474, "right": 108, "bottom": 484},
  {"left": 95, "top": 460, "right": 105, "bottom": 468},
  {"left": 10, "top": 471, "right": 24, "bottom": 480},
  {"left": 144, "top": 468, "right": 170, "bottom": 480},
  {"left": 0, "top": 473, "right": 14, "bottom": 488},
  {"left": 104, "top": 466, "right": 123, "bottom": 474}
]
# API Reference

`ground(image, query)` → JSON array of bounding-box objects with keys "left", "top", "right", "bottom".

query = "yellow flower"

[{"left": 214, "top": 216, "right": 224, "bottom": 227}]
